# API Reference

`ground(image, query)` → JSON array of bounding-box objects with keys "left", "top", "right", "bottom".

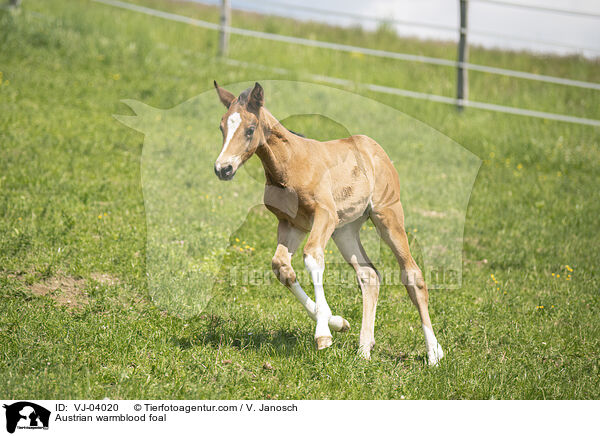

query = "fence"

[
  {"left": 225, "top": 0, "right": 600, "bottom": 53},
  {"left": 91, "top": 0, "right": 600, "bottom": 127}
]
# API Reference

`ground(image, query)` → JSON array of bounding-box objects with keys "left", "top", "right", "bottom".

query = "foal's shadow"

[{"left": 171, "top": 314, "right": 304, "bottom": 357}]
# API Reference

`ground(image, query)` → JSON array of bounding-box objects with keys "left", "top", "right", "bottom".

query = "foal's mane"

[{"left": 285, "top": 129, "right": 305, "bottom": 138}]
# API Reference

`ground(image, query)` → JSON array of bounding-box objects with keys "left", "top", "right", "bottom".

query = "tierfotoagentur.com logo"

[{"left": 3, "top": 402, "right": 50, "bottom": 433}]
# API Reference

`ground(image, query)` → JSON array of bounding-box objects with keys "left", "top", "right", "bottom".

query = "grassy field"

[{"left": 0, "top": 0, "right": 599, "bottom": 399}]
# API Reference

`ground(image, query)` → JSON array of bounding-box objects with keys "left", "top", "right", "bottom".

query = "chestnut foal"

[{"left": 213, "top": 81, "right": 443, "bottom": 364}]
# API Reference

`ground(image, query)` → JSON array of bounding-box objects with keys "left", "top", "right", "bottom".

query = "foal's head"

[{"left": 213, "top": 81, "right": 266, "bottom": 181}]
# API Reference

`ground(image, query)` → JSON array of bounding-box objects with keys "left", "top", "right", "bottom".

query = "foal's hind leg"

[
  {"left": 333, "top": 221, "right": 380, "bottom": 359},
  {"left": 370, "top": 202, "right": 444, "bottom": 365}
]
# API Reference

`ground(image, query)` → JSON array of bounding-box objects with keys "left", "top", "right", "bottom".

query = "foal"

[{"left": 213, "top": 81, "right": 444, "bottom": 364}]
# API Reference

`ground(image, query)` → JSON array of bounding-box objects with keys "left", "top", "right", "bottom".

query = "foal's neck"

[{"left": 255, "top": 109, "right": 299, "bottom": 187}]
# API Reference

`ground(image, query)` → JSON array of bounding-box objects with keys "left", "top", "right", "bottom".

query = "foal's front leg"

[
  {"left": 271, "top": 220, "right": 349, "bottom": 333},
  {"left": 303, "top": 208, "right": 338, "bottom": 350}
]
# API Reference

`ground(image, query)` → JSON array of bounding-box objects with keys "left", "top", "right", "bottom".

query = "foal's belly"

[
  {"left": 334, "top": 195, "right": 371, "bottom": 228},
  {"left": 332, "top": 176, "right": 372, "bottom": 227}
]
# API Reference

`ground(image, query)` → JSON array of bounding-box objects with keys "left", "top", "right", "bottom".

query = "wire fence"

[
  {"left": 92, "top": 0, "right": 600, "bottom": 127},
  {"left": 223, "top": 0, "right": 600, "bottom": 54},
  {"left": 182, "top": 0, "right": 600, "bottom": 54},
  {"left": 468, "top": 0, "right": 600, "bottom": 19}
]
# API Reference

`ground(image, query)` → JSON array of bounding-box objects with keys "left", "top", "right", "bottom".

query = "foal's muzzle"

[{"left": 214, "top": 163, "right": 235, "bottom": 181}]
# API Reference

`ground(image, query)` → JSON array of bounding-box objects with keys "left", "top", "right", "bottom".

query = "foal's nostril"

[
  {"left": 215, "top": 164, "right": 234, "bottom": 180},
  {"left": 221, "top": 164, "right": 233, "bottom": 178}
]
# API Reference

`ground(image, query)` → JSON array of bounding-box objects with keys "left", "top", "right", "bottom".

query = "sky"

[{"left": 227, "top": 0, "right": 600, "bottom": 58}]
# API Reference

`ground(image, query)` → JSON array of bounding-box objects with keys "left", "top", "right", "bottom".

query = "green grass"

[{"left": 0, "top": 0, "right": 599, "bottom": 399}]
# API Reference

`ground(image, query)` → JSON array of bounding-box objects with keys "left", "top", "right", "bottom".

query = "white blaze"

[{"left": 216, "top": 111, "right": 241, "bottom": 163}]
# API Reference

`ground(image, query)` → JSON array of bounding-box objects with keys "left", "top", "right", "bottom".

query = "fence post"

[
  {"left": 219, "top": 0, "right": 231, "bottom": 56},
  {"left": 456, "top": 0, "right": 469, "bottom": 111}
]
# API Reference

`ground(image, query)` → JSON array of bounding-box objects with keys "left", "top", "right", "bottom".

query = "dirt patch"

[
  {"left": 7, "top": 271, "right": 120, "bottom": 310},
  {"left": 29, "top": 275, "right": 89, "bottom": 309}
]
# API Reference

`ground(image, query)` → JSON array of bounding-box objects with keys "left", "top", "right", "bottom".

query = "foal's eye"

[{"left": 246, "top": 126, "right": 255, "bottom": 137}]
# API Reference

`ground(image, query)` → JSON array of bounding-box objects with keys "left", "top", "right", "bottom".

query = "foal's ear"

[
  {"left": 214, "top": 80, "right": 235, "bottom": 108},
  {"left": 247, "top": 82, "right": 264, "bottom": 114}
]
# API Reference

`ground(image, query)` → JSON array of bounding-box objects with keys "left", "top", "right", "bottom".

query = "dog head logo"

[{"left": 3, "top": 402, "right": 50, "bottom": 433}]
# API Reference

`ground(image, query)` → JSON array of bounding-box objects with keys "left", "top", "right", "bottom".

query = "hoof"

[
  {"left": 340, "top": 318, "right": 350, "bottom": 332},
  {"left": 358, "top": 348, "right": 371, "bottom": 360},
  {"left": 427, "top": 344, "right": 444, "bottom": 366},
  {"left": 315, "top": 336, "right": 333, "bottom": 350},
  {"left": 329, "top": 315, "right": 350, "bottom": 332},
  {"left": 358, "top": 341, "right": 375, "bottom": 360}
]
